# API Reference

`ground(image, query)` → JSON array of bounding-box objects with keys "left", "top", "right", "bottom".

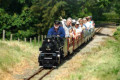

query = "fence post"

[
  {"left": 38, "top": 36, "right": 40, "bottom": 44},
  {"left": 41, "top": 35, "right": 43, "bottom": 42},
  {"left": 18, "top": 37, "right": 20, "bottom": 42},
  {"left": 3, "top": 30, "right": 5, "bottom": 41},
  {"left": 34, "top": 37, "right": 36, "bottom": 44},
  {"left": 44, "top": 35, "right": 46, "bottom": 38},
  {"left": 30, "top": 38, "right": 32, "bottom": 43},
  {"left": 24, "top": 38, "right": 27, "bottom": 42},
  {"left": 10, "top": 34, "right": 13, "bottom": 41}
]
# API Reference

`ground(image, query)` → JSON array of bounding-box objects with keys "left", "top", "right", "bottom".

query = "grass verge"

[{"left": 0, "top": 40, "right": 39, "bottom": 72}]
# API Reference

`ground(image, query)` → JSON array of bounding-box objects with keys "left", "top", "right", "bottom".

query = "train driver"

[{"left": 47, "top": 20, "right": 65, "bottom": 38}]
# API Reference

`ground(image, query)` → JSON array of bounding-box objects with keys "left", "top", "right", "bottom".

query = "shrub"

[{"left": 114, "top": 26, "right": 120, "bottom": 41}]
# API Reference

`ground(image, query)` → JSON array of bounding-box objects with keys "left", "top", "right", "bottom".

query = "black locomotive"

[{"left": 38, "top": 36, "right": 64, "bottom": 68}]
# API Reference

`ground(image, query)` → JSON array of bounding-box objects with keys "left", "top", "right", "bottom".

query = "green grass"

[
  {"left": 65, "top": 27, "right": 120, "bottom": 80},
  {"left": 0, "top": 40, "right": 41, "bottom": 72}
]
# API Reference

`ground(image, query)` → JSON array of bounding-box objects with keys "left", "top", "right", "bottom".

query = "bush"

[{"left": 114, "top": 26, "right": 120, "bottom": 41}]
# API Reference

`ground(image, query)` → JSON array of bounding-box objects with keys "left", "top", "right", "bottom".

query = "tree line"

[{"left": 0, "top": 0, "right": 120, "bottom": 39}]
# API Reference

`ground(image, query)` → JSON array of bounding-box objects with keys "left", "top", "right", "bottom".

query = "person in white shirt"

[
  {"left": 86, "top": 16, "right": 95, "bottom": 29},
  {"left": 82, "top": 18, "right": 88, "bottom": 30},
  {"left": 73, "top": 21, "right": 82, "bottom": 39},
  {"left": 63, "top": 18, "right": 73, "bottom": 37},
  {"left": 89, "top": 16, "right": 95, "bottom": 29},
  {"left": 86, "top": 17, "right": 92, "bottom": 30},
  {"left": 78, "top": 18, "right": 85, "bottom": 30},
  {"left": 61, "top": 19, "right": 66, "bottom": 27}
]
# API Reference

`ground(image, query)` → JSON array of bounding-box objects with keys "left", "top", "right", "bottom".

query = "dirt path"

[{"left": 14, "top": 26, "right": 116, "bottom": 80}]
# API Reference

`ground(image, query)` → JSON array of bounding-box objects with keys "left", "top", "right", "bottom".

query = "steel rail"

[{"left": 24, "top": 67, "right": 44, "bottom": 80}]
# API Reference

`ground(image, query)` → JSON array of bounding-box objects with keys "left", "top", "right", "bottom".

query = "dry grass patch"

[{"left": 0, "top": 40, "right": 40, "bottom": 80}]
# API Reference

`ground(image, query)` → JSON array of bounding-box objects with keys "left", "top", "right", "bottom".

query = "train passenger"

[
  {"left": 72, "top": 19, "right": 76, "bottom": 28},
  {"left": 79, "top": 19, "right": 86, "bottom": 30},
  {"left": 82, "top": 18, "right": 88, "bottom": 30},
  {"left": 78, "top": 18, "right": 82, "bottom": 22},
  {"left": 89, "top": 16, "right": 95, "bottom": 28},
  {"left": 61, "top": 19, "right": 66, "bottom": 27},
  {"left": 73, "top": 21, "right": 82, "bottom": 38},
  {"left": 71, "top": 19, "right": 76, "bottom": 38},
  {"left": 59, "top": 16, "right": 66, "bottom": 27},
  {"left": 63, "top": 18, "right": 73, "bottom": 37},
  {"left": 86, "top": 17, "right": 92, "bottom": 30},
  {"left": 47, "top": 20, "right": 65, "bottom": 38}
]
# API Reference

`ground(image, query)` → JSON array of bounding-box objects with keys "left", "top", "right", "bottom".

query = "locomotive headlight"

[
  {"left": 48, "top": 39, "right": 50, "bottom": 42},
  {"left": 57, "top": 54, "right": 60, "bottom": 58}
]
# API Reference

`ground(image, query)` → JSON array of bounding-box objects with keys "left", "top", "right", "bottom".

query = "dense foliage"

[{"left": 0, "top": 0, "right": 120, "bottom": 39}]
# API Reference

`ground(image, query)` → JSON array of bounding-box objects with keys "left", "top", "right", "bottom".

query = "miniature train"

[{"left": 38, "top": 28, "right": 95, "bottom": 68}]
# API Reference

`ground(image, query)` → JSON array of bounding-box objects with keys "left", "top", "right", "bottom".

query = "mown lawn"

[{"left": 64, "top": 27, "right": 120, "bottom": 80}]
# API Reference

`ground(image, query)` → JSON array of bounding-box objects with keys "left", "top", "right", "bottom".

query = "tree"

[{"left": 30, "top": 0, "right": 67, "bottom": 35}]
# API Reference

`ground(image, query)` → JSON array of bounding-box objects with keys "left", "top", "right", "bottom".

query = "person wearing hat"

[
  {"left": 47, "top": 20, "right": 65, "bottom": 37},
  {"left": 73, "top": 21, "right": 82, "bottom": 38}
]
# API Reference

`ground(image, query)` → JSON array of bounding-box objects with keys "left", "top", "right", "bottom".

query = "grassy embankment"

[
  {"left": 65, "top": 27, "right": 120, "bottom": 80},
  {"left": 0, "top": 40, "right": 41, "bottom": 79}
]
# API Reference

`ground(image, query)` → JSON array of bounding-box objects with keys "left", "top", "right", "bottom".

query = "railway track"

[
  {"left": 95, "top": 27, "right": 103, "bottom": 33},
  {"left": 24, "top": 67, "right": 54, "bottom": 80}
]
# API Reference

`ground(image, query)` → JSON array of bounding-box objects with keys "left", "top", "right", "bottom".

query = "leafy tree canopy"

[{"left": 0, "top": 0, "right": 119, "bottom": 39}]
